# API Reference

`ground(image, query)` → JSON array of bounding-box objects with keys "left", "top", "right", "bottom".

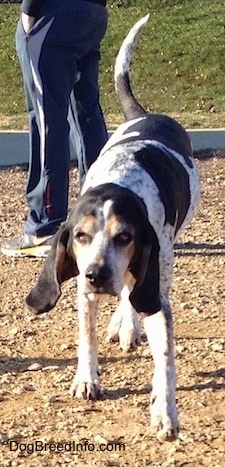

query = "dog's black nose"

[{"left": 85, "top": 264, "right": 111, "bottom": 288}]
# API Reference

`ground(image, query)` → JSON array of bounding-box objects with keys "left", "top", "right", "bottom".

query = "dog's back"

[{"left": 82, "top": 15, "right": 200, "bottom": 240}]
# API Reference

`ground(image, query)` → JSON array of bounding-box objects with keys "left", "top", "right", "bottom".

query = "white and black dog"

[{"left": 26, "top": 15, "right": 200, "bottom": 441}]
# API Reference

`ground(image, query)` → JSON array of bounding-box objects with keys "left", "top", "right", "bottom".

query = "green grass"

[{"left": 1, "top": 1, "right": 225, "bottom": 129}]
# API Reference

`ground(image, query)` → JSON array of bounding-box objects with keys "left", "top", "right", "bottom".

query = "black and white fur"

[{"left": 26, "top": 15, "right": 200, "bottom": 442}]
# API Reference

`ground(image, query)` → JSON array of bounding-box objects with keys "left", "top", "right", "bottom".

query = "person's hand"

[{"left": 21, "top": 12, "right": 36, "bottom": 34}]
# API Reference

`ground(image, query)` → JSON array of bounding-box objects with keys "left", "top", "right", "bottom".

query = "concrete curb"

[{"left": 0, "top": 128, "right": 225, "bottom": 167}]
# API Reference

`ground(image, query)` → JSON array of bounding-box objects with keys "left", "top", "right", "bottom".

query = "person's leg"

[
  {"left": 17, "top": 2, "right": 108, "bottom": 232},
  {"left": 70, "top": 49, "right": 108, "bottom": 184},
  {"left": 14, "top": 16, "right": 71, "bottom": 238},
  {"left": 1, "top": 18, "right": 66, "bottom": 257},
  {"left": 16, "top": 19, "right": 42, "bottom": 232},
  {"left": 25, "top": 2, "right": 107, "bottom": 233},
  {"left": 1, "top": 15, "right": 78, "bottom": 257},
  {"left": 24, "top": 16, "right": 76, "bottom": 237},
  {"left": 1, "top": 3, "right": 107, "bottom": 257},
  {"left": 67, "top": 4, "right": 108, "bottom": 184}
]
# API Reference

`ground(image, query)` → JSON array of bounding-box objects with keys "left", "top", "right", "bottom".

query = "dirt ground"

[{"left": 0, "top": 153, "right": 225, "bottom": 467}]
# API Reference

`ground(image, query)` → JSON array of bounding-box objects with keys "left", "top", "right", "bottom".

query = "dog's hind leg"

[
  {"left": 106, "top": 284, "right": 141, "bottom": 351},
  {"left": 143, "top": 299, "right": 178, "bottom": 442}
]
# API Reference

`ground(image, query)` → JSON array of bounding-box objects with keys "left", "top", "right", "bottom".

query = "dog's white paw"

[
  {"left": 69, "top": 378, "right": 102, "bottom": 400},
  {"left": 106, "top": 306, "right": 141, "bottom": 351},
  {"left": 69, "top": 365, "right": 101, "bottom": 400},
  {"left": 150, "top": 394, "right": 178, "bottom": 442},
  {"left": 118, "top": 324, "right": 142, "bottom": 351},
  {"left": 106, "top": 320, "right": 121, "bottom": 344}
]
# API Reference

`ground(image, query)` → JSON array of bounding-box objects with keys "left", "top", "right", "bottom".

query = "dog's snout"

[{"left": 85, "top": 264, "right": 111, "bottom": 288}]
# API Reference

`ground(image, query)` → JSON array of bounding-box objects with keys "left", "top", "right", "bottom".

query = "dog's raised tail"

[{"left": 115, "top": 14, "right": 150, "bottom": 121}]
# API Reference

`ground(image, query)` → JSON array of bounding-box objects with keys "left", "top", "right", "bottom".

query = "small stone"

[
  {"left": 0, "top": 433, "right": 9, "bottom": 444},
  {"left": 27, "top": 362, "right": 42, "bottom": 371},
  {"left": 94, "top": 434, "right": 109, "bottom": 444},
  {"left": 211, "top": 343, "right": 224, "bottom": 352},
  {"left": 11, "top": 387, "right": 23, "bottom": 395},
  {"left": 9, "top": 327, "right": 18, "bottom": 336},
  {"left": 25, "top": 406, "right": 35, "bottom": 413},
  {"left": 42, "top": 365, "right": 59, "bottom": 371},
  {"left": 191, "top": 307, "right": 200, "bottom": 314},
  {"left": 49, "top": 395, "right": 60, "bottom": 403},
  {"left": 175, "top": 344, "right": 185, "bottom": 354},
  {"left": 23, "top": 384, "right": 36, "bottom": 392},
  {"left": 61, "top": 343, "right": 72, "bottom": 350},
  {"left": 132, "top": 434, "right": 142, "bottom": 444},
  {"left": 72, "top": 407, "right": 87, "bottom": 413},
  {"left": 180, "top": 302, "right": 189, "bottom": 310}
]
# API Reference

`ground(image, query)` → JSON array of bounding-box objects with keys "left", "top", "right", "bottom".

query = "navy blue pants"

[{"left": 16, "top": 0, "right": 108, "bottom": 236}]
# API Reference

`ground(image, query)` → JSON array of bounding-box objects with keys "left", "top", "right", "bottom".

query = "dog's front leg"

[
  {"left": 143, "top": 299, "right": 178, "bottom": 442},
  {"left": 69, "top": 285, "right": 101, "bottom": 400}
]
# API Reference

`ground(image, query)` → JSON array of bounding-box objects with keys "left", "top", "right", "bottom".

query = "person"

[{"left": 1, "top": 0, "right": 108, "bottom": 258}]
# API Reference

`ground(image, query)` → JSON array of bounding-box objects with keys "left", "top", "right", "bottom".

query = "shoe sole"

[{"left": 1, "top": 244, "right": 52, "bottom": 258}]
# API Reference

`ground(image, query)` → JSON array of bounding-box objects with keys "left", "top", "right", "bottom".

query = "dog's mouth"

[{"left": 84, "top": 281, "right": 118, "bottom": 297}]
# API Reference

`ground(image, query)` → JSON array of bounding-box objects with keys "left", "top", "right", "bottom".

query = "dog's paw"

[
  {"left": 106, "top": 307, "right": 141, "bottom": 351},
  {"left": 106, "top": 323, "right": 141, "bottom": 351},
  {"left": 106, "top": 323, "right": 120, "bottom": 344},
  {"left": 69, "top": 379, "right": 102, "bottom": 400},
  {"left": 118, "top": 325, "right": 142, "bottom": 351},
  {"left": 150, "top": 395, "right": 179, "bottom": 442}
]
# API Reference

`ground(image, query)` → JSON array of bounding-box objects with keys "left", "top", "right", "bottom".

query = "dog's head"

[{"left": 26, "top": 183, "right": 161, "bottom": 315}]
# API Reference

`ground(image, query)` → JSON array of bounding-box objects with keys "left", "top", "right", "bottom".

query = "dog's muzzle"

[{"left": 85, "top": 264, "right": 116, "bottom": 294}]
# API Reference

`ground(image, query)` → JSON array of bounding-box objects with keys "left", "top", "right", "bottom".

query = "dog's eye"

[
  {"left": 75, "top": 231, "right": 91, "bottom": 244},
  {"left": 114, "top": 231, "right": 133, "bottom": 246}
]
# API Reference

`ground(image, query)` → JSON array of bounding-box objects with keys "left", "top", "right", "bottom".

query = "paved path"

[{"left": 1, "top": 129, "right": 225, "bottom": 167}]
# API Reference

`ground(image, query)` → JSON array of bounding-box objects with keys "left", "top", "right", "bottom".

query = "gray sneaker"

[{"left": 0, "top": 233, "right": 54, "bottom": 258}]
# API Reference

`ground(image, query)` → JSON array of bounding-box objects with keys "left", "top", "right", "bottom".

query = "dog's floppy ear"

[
  {"left": 26, "top": 224, "right": 78, "bottom": 314},
  {"left": 129, "top": 225, "right": 161, "bottom": 315}
]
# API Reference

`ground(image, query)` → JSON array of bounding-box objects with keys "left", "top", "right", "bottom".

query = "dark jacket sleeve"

[{"left": 21, "top": 0, "right": 45, "bottom": 16}]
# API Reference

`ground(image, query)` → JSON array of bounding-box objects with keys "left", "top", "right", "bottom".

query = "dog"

[{"left": 26, "top": 14, "right": 200, "bottom": 442}]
